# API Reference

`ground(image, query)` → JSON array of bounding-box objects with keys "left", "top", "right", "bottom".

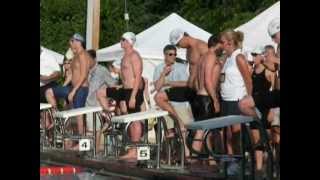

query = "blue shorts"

[{"left": 52, "top": 85, "right": 89, "bottom": 108}]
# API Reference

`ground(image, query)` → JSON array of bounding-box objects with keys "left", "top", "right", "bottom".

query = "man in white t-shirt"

[
  {"left": 40, "top": 46, "right": 61, "bottom": 102},
  {"left": 40, "top": 46, "right": 61, "bottom": 130}
]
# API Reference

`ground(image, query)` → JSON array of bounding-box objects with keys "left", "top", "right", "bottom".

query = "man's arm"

[
  {"left": 211, "top": 61, "right": 221, "bottom": 95},
  {"left": 40, "top": 71, "right": 60, "bottom": 82},
  {"left": 130, "top": 52, "right": 143, "bottom": 100},
  {"left": 266, "top": 70, "right": 276, "bottom": 90},
  {"left": 167, "top": 63, "right": 188, "bottom": 88},
  {"left": 166, "top": 81, "right": 187, "bottom": 87},
  {"left": 72, "top": 53, "right": 90, "bottom": 92},
  {"left": 205, "top": 55, "right": 221, "bottom": 113},
  {"left": 154, "top": 69, "right": 167, "bottom": 91},
  {"left": 236, "top": 54, "right": 253, "bottom": 96},
  {"left": 204, "top": 55, "right": 217, "bottom": 101},
  {"left": 63, "top": 71, "right": 72, "bottom": 86}
]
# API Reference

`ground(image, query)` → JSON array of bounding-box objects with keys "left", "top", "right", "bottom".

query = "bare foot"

[{"left": 119, "top": 148, "right": 137, "bottom": 162}]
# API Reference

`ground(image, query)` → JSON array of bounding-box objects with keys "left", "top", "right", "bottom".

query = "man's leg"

[
  {"left": 73, "top": 87, "right": 89, "bottom": 136},
  {"left": 238, "top": 95, "right": 258, "bottom": 117},
  {"left": 96, "top": 85, "right": 110, "bottom": 112},
  {"left": 192, "top": 130, "right": 205, "bottom": 152},
  {"left": 239, "top": 97, "right": 264, "bottom": 171},
  {"left": 154, "top": 92, "right": 184, "bottom": 129},
  {"left": 120, "top": 121, "right": 143, "bottom": 159},
  {"left": 154, "top": 91, "right": 190, "bottom": 157},
  {"left": 268, "top": 108, "right": 280, "bottom": 144},
  {"left": 45, "top": 88, "right": 58, "bottom": 109}
]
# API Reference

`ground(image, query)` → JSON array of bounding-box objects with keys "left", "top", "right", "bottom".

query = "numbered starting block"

[
  {"left": 54, "top": 106, "right": 103, "bottom": 157},
  {"left": 79, "top": 139, "right": 91, "bottom": 151},
  {"left": 40, "top": 103, "right": 54, "bottom": 150},
  {"left": 108, "top": 108, "right": 168, "bottom": 168}
]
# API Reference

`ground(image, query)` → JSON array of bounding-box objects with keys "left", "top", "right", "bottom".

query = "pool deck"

[{"left": 40, "top": 150, "right": 229, "bottom": 180}]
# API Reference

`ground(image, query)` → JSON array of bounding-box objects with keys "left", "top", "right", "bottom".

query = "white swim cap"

[
  {"left": 169, "top": 28, "right": 185, "bottom": 45},
  {"left": 122, "top": 32, "right": 136, "bottom": 45},
  {"left": 268, "top": 18, "right": 280, "bottom": 37}
]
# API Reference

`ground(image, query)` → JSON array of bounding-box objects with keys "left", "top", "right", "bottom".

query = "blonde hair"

[{"left": 220, "top": 29, "right": 244, "bottom": 49}]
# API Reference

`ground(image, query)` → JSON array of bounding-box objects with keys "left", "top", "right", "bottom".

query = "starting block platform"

[
  {"left": 109, "top": 108, "right": 168, "bottom": 169},
  {"left": 187, "top": 115, "right": 253, "bottom": 130},
  {"left": 54, "top": 106, "right": 104, "bottom": 157}
]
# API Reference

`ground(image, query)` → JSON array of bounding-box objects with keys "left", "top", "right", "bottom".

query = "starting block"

[
  {"left": 109, "top": 108, "right": 168, "bottom": 169},
  {"left": 54, "top": 106, "right": 103, "bottom": 157},
  {"left": 40, "top": 103, "right": 54, "bottom": 150}
]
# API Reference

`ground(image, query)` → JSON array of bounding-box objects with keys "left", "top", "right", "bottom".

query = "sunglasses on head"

[{"left": 251, "top": 53, "right": 258, "bottom": 57}]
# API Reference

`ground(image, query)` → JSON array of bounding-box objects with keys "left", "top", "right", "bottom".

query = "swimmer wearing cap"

[
  {"left": 118, "top": 32, "right": 145, "bottom": 161},
  {"left": 153, "top": 29, "right": 209, "bottom": 158},
  {"left": 168, "top": 28, "right": 208, "bottom": 89},
  {"left": 47, "top": 33, "right": 91, "bottom": 139}
]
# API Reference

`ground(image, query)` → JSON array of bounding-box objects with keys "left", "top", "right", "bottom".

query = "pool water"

[
  {"left": 40, "top": 163, "right": 124, "bottom": 180},
  {"left": 40, "top": 172, "right": 116, "bottom": 180}
]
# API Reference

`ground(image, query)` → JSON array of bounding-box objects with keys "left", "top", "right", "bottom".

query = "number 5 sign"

[
  {"left": 137, "top": 146, "right": 150, "bottom": 160},
  {"left": 79, "top": 139, "right": 91, "bottom": 151}
]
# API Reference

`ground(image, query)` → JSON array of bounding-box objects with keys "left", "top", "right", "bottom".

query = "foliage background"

[{"left": 40, "top": 0, "right": 278, "bottom": 54}]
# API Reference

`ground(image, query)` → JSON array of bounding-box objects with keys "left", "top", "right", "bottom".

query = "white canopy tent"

[
  {"left": 235, "top": 1, "right": 280, "bottom": 52},
  {"left": 97, "top": 13, "right": 211, "bottom": 61},
  {"left": 41, "top": 46, "right": 64, "bottom": 65}
]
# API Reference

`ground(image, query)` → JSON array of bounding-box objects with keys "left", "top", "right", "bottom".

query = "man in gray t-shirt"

[{"left": 86, "top": 50, "right": 118, "bottom": 106}]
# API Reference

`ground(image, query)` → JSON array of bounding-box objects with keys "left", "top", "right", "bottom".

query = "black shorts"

[
  {"left": 221, "top": 100, "right": 241, "bottom": 116},
  {"left": 267, "top": 90, "right": 280, "bottom": 108},
  {"left": 165, "top": 87, "right": 196, "bottom": 102},
  {"left": 120, "top": 88, "right": 144, "bottom": 113},
  {"left": 253, "top": 93, "right": 273, "bottom": 129},
  {"left": 192, "top": 95, "right": 218, "bottom": 122},
  {"left": 106, "top": 87, "right": 121, "bottom": 102},
  {"left": 40, "top": 82, "right": 58, "bottom": 103}
]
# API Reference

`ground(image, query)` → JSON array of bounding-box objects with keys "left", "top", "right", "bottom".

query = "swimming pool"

[{"left": 40, "top": 162, "right": 136, "bottom": 180}]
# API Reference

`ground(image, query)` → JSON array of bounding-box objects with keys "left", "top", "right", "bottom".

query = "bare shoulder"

[
  {"left": 208, "top": 52, "right": 218, "bottom": 62},
  {"left": 197, "top": 40, "right": 209, "bottom": 54},
  {"left": 79, "top": 51, "right": 91, "bottom": 61},
  {"left": 130, "top": 50, "right": 142, "bottom": 59},
  {"left": 236, "top": 53, "right": 246, "bottom": 63}
]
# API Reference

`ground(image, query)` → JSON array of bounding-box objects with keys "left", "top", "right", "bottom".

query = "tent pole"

[{"left": 86, "top": 0, "right": 100, "bottom": 50}]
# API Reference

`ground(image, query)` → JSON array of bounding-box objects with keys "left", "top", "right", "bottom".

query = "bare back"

[
  {"left": 187, "top": 39, "right": 208, "bottom": 89},
  {"left": 121, "top": 50, "right": 143, "bottom": 89},
  {"left": 71, "top": 51, "right": 90, "bottom": 87},
  {"left": 196, "top": 51, "right": 220, "bottom": 96}
]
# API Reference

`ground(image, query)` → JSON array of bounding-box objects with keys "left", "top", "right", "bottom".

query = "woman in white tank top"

[{"left": 218, "top": 29, "right": 252, "bottom": 158}]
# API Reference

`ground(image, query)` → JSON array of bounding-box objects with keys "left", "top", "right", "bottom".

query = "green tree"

[{"left": 41, "top": 0, "right": 278, "bottom": 52}]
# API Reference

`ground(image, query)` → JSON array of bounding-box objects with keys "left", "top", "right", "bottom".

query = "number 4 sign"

[
  {"left": 137, "top": 146, "right": 150, "bottom": 160},
  {"left": 79, "top": 139, "right": 90, "bottom": 151}
]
